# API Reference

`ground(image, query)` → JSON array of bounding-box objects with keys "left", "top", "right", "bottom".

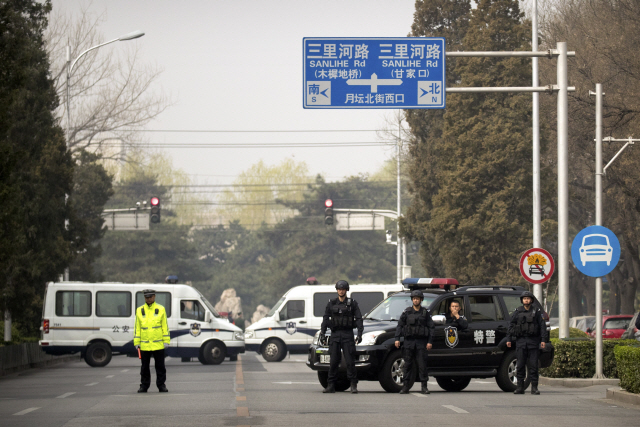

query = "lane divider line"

[
  {"left": 85, "top": 382, "right": 98, "bottom": 386},
  {"left": 443, "top": 404, "right": 468, "bottom": 414},
  {"left": 56, "top": 392, "right": 76, "bottom": 399},
  {"left": 106, "top": 375, "right": 114, "bottom": 378},
  {"left": 236, "top": 396, "right": 247, "bottom": 401},
  {"left": 13, "top": 407, "right": 40, "bottom": 416},
  {"left": 236, "top": 354, "right": 250, "bottom": 419},
  {"left": 121, "top": 369, "right": 129, "bottom": 372}
]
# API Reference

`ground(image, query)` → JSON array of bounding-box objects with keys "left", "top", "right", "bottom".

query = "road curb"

[
  {"left": 539, "top": 376, "right": 620, "bottom": 387},
  {"left": 606, "top": 387, "right": 640, "bottom": 406},
  {"left": 0, "top": 354, "right": 81, "bottom": 377}
]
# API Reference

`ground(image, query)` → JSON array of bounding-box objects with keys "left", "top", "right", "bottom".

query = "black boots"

[
  {"left": 399, "top": 382, "right": 410, "bottom": 394},
  {"left": 531, "top": 382, "right": 540, "bottom": 395},
  {"left": 158, "top": 384, "right": 168, "bottom": 392},
  {"left": 351, "top": 381, "right": 358, "bottom": 394},
  {"left": 514, "top": 380, "right": 525, "bottom": 394},
  {"left": 323, "top": 383, "right": 335, "bottom": 393},
  {"left": 421, "top": 381, "right": 430, "bottom": 394},
  {"left": 137, "top": 386, "right": 148, "bottom": 393}
]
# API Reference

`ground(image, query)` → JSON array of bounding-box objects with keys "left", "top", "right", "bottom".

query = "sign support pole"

[
  {"left": 594, "top": 83, "right": 604, "bottom": 378},
  {"left": 557, "top": 42, "right": 570, "bottom": 340},
  {"left": 532, "top": 0, "right": 543, "bottom": 304}
]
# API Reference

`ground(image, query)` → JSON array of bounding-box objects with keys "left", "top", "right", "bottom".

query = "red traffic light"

[
  {"left": 325, "top": 199, "right": 333, "bottom": 208},
  {"left": 150, "top": 197, "right": 160, "bottom": 206}
]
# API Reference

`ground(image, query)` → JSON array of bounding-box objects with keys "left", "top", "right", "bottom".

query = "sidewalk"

[{"left": 539, "top": 376, "right": 620, "bottom": 388}]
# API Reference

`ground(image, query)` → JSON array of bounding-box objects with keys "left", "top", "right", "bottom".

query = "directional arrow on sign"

[{"left": 346, "top": 73, "right": 402, "bottom": 93}]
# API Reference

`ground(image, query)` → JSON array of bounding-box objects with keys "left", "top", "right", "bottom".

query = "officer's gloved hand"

[
  {"left": 318, "top": 333, "right": 325, "bottom": 344},
  {"left": 135, "top": 345, "right": 140, "bottom": 350},
  {"left": 355, "top": 335, "right": 362, "bottom": 345},
  {"left": 164, "top": 343, "right": 169, "bottom": 349}
]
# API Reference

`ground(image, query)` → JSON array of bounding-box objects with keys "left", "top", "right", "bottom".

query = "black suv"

[{"left": 306, "top": 278, "right": 553, "bottom": 393}]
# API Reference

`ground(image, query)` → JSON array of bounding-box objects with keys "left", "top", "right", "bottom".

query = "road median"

[{"left": 0, "top": 343, "right": 80, "bottom": 377}]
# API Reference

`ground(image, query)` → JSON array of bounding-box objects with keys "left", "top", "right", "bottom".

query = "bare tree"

[{"left": 45, "top": 5, "right": 170, "bottom": 158}]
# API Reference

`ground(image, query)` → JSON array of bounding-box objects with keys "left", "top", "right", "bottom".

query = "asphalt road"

[{"left": 1, "top": 352, "right": 638, "bottom": 427}]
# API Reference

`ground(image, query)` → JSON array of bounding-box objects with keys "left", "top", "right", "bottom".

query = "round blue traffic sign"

[{"left": 571, "top": 225, "right": 620, "bottom": 277}]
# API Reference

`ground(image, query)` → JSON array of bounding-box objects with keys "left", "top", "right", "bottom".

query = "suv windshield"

[{"left": 365, "top": 293, "right": 439, "bottom": 321}]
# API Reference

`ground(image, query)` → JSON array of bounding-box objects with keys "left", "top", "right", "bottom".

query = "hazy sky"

[{"left": 52, "top": 0, "right": 418, "bottom": 186}]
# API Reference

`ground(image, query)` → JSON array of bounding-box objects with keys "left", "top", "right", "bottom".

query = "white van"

[
  {"left": 244, "top": 283, "right": 402, "bottom": 362},
  {"left": 39, "top": 282, "right": 245, "bottom": 367}
]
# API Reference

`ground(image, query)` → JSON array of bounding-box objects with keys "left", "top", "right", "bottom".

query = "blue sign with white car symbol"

[{"left": 571, "top": 225, "right": 620, "bottom": 277}]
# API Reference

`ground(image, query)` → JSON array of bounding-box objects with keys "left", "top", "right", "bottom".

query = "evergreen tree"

[{"left": 0, "top": 0, "right": 75, "bottom": 336}]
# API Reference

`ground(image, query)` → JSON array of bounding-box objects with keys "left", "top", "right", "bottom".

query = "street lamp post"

[
  {"left": 62, "top": 30, "right": 144, "bottom": 282},
  {"left": 65, "top": 30, "right": 145, "bottom": 148}
]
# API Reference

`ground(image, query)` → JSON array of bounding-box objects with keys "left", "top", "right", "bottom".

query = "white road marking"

[
  {"left": 56, "top": 392, "right": 76, "bottom": 399},
  {"left": 120, "top": 369, "right": 129, "bottom": 372},
  {"left": 272, "top": 381, "right": 319, "bottom": 385},
  {"left": 85, "top": 382, "right": 99, "bottom": 386},
  {"left": 13, "top": 407, "right": 40, "bottom": 416},
  {"left": 443, "top": 405, "right": 468, "bottom": 414},
  {"left": 473, "top": 380, "right": 493, "bottom": 384},
  {"left": 106, "top": 375, "right": 114, "bottom": 378},
  {"left": 411, "top": 392, "right": 427, "bottom": 397}
]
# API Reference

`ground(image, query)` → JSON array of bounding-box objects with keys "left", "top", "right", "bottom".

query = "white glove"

[
  {"left": 164, "top": 343, "right": 169, "bottom": 348},
  {"left": 135, "top": 345, "right": 140, "bottom": 350}
]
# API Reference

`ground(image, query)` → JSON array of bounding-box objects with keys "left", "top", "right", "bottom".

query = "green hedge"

[
  {"left": 614, "top": 345, "right": 640, "bottom": 394},
  {"left": 540, "top": 339, "right": 638, "bottom": 378},
  {"left": 549, "top": 327, "right": 588, "bottom": 339}
]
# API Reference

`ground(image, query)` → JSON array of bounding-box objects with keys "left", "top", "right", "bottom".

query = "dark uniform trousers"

[
  {"left": 328, "top": 330, "right": 357, "bottom": 383},
  {"left": 140, "top": 349, "right": 167, "bottom": 388},
  {"left": 516, "top": 337, "right": 539, "bottom": 382},
  {"left": 403, "top": 338, "right": 429, "bottom": 383}
]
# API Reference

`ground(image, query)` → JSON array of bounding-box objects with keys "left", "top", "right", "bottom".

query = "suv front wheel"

[
  {"left": 435, "top": 376, "right": 471, "bottom": 392},
  {"left": 496, "top": 350, "right": 530, "bottom": 392},
  {"left": 378, "top": 349, "right": 415, "bottom": 393}
]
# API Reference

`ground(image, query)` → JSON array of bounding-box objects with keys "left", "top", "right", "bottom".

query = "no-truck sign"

[{"left": 519, "top": 248, "right": 555, "bottom": 284}]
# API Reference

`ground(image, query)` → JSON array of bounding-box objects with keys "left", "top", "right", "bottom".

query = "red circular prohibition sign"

[{"left": 519, "top": 248, "right": 555, "bottom": 284}]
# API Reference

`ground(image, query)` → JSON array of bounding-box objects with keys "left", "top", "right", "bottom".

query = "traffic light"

[
  {"left": 324, "top": 199, "right": 333, "bottom": 225},
  {"left": 150, "top": 197, "right": 161, "bottom": 223}
]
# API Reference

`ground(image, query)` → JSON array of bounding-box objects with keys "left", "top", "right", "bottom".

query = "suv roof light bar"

[{"left": 402, "top": 278, "right": 459, "bottom": 291}]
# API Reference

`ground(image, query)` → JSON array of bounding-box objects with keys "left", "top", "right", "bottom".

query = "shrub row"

[
  {"left": 540, "top": 339, "right": 638, "bottom": 378},
  {"left": 614, "top": 345, "right": 640, "bottom": 394}
]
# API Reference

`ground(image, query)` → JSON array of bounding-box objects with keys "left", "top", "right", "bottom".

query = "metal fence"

[{"left": 0, "top": 343, "right": 79, "bottom": 376}]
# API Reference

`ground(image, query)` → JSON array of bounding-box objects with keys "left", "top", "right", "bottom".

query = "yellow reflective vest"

[{"left": 134, "top": 302, "right": 170, "bottom": 351}]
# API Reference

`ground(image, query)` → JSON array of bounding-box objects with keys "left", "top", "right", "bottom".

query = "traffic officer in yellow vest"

[{"left": 134, "top": 289, "right": 170, "bottom": 392}]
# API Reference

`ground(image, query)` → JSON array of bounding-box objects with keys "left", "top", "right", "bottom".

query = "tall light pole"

[
  {"left": 63, "top": 29, "right": 144, "bottom": 282},
  {"left": 66, "top": 30, "right": 145, "bottom": 149},
  {"left": 531, "top": 0, "right": 543, "bottom": 304}
]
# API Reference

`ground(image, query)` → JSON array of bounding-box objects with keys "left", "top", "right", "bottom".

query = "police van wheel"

[
  {"left": 261, "top": 339, "right": 286, "bottom": 362},
  {"left": 496, "top": 351, "right": 530, "bottom": 392},
  {"left": 379, "top": 349, "right": 414, "bottom": 393},
  {"left": 85, "top": 342, "right": 112, "bottom": 367},
  {"left": 435, "top": 376, "right": 471, "bottom": 392},
  {"left": 202, "top": 341, "right": 226, "bottom": 365}
]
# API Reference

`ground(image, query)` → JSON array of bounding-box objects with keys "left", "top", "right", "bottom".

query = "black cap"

[{"left": 143, "top": 289, "right": 156, "bottom": 297}]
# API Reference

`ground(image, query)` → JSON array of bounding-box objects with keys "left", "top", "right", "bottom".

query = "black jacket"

[
  {"left": 445, "top": 313, "right": 468, "bottom": 330},
  {"left": 320, "top": 297, "right": 364, "bottom": 336},
  {"left": 395, "top": 306, "right": 435, "bottom": 344},
  {"left": 507, "top": 305, "right": 548, "bottom": 342}
]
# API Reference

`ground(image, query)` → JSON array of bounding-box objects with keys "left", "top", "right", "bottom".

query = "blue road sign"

[
  {"left": 571, "top": 225, "right": 620, "bottom": 277},
  {"left": 303, "top": 37, "right": 446, "bottom": 109}
]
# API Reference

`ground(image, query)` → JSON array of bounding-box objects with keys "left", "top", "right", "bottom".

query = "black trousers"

[
  {"left": 516, "top": 337, "right": 540, "bottom": 383},
  {"left": 403, "top": 342, "right": 429, "bottom": 383},
  {"left": 328, "top": 330, "right": 357, "bottom": 383},
  {"left": 140, "top": 349, "right": 166, "bottom": 388}
]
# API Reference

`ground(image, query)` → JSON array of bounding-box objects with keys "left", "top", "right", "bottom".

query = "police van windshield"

[
  {"left": 200, "top": 295, "right": 222, "bottom": 318},
  {"left": 365, "top": 294, "right": 438, "bottom": 321},
  {"left": 267, "top": 297, "right": 286, "bottom": 317}
]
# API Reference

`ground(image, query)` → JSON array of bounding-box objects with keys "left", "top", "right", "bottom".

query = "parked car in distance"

[
  {"left": 588, "top": 314, "right": 634, "bottom": 339},
  {"left": 569, "top": 315, "right": 596, "bottom": 333},
  {"left": 548, "top": 317, "right": 559, "bottom": 330},
  {"left": 620, "top": 312, "right": 639, "bottom": 340}
]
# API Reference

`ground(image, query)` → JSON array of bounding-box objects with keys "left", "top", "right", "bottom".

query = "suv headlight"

[
  {"left": 313, "top": 330, "right": 320, "bottom": 346},
  {"left": 359, "top": 330, "right": 385, "bottom": 346},
  {"left": 234, "top": 332, "right": 245, "bottom": 341},
  {"left": 244, "top": 330, "right": 255, "bottom": 339}
]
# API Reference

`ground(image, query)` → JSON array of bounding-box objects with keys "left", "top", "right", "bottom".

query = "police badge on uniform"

[
  {"left": 444, "top": 326, "right": 459, "bottom": 348},
  {"left": 190, "top": 323, "right": 201, "bottom": 337},
  {"left": 286, "top": 321, "right": 297, "bottom": 335}
]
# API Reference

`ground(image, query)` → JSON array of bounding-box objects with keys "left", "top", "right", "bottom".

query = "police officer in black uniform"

[
  {"left": 319, "top": 280, "right": 364, "bottom": 394},
  {"left": 445, "top": 300, "right": 468, "bottom": 330},
  {"left": 395, "top": 290, "right": 435, "bottom": 394},
  {"left": 507, "top": 291, "right": 548, "bottom": 395}
]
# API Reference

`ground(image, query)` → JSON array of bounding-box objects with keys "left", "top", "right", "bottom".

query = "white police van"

[
  {"left": 39, "top": 282, "right": 245, "bottom": 367},
  {"left": 244, "top": 282, "right": 402, "bottom": 362}
]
